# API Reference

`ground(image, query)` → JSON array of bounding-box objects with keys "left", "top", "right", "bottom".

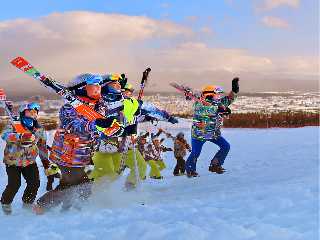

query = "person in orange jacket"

[{"left": 1, "top": 102, "right": 52, "bottom": 215}]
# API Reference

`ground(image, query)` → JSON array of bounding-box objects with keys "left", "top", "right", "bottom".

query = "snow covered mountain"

[{"left": 0, "top": 123, "right": 318, "bottom": 240}]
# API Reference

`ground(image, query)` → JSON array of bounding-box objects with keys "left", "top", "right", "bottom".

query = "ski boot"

[
  {"left": 186, "top": 171, "right": 199, "bottom": 178},
  {"left": 150, "top": 176, "right": 164, "bottom": 180},
  {"left": 173, "top": 172, "right": 185, "bottom": 176},
  {"left": 1, "top": 204, "right": 12, "bottom": 215},
  {"left": 208, "top": 164, "right": 225, "bottom": 174}
]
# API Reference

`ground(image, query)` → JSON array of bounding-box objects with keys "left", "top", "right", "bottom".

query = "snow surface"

[{"left": 0, "top": 121, "right": 318, "bottom": 240}]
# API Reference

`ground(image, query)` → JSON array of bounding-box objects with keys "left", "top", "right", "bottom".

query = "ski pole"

[
  {"left": 131, "top": 135, "right": 140, "bottom": 187},
  {"left": 118, "top": 136, "right": 129, "bottom": 174},
  {"left": 138, "top": 68, "right": 151, "bottom": 101}
]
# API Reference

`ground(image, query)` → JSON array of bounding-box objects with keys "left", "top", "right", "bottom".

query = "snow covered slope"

[{"left": 0, "top": 125, "right": 318, "bottom": 240}]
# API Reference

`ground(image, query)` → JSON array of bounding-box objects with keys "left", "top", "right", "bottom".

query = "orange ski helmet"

[{"left": 202, "top": 85, "right": 224, "bottom": 98}]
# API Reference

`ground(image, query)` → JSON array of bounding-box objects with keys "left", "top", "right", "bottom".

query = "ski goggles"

[
  {"left": 203, "top": 86, "right": 224, "bottom": 95},
  {"left": 86, "top": 75, "right": 103, "bottom": 85}
]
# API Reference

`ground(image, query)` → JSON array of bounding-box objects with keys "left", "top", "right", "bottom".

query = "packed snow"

[{"left": 0, "top": 121, "right": 318, "bottom": 240}]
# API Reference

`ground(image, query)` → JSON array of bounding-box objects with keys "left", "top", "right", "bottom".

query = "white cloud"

[
  {"left": 259, "top": 0, "right": 300, "bottom": 10},
  {"left": 0, "top": 11, "right": 317, "bottom": 94},
  {"left": 0, "top": 11, "right": 192, "bottom": 79},
  {"left": 262, "top": 16, "right": 290, "bottom": 28}
]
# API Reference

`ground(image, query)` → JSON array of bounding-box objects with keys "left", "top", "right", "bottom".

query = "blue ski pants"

[{"left": 186, "top": 136, "right": 230, "bottom": 173}]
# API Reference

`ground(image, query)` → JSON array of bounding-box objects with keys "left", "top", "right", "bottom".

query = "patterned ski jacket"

[
  {"left": 49, "top": 103, "right": 100, "bottom": 167},
  {"left": 166, "top": 133, "right": 190, "bottom": 158},
  {"left": 191, "top": 92, "right": 236, "bottom": 140},
  {"left": 174, "top": 138, "right": 190, "bottom": 159},
  {"left": 142, "top": 143, "right": 172, "bottom": 161},
  {"left": 1, "top": 124, "right": 49, "bottom": 168}
]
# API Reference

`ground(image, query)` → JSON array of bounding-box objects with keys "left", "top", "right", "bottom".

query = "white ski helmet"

[{"left": 68, "top": 73, "right": 102, "bottom": 90}]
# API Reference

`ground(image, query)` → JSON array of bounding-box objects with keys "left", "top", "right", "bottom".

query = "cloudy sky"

[{"left": 0, "top": 0, "right": 318, "bottom": 96}]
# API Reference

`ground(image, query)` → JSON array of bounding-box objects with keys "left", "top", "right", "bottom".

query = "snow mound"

[{"left": 0, "top": 127, "right": 318, "bottom": 240}]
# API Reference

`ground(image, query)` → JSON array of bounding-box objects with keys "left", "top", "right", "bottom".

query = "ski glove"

[
  {"left": 119, "top": 74, "right": 127, "bottom": 89},
  {"left": 45, "top": 163, "right": 61, "bottom": 177},
  {"left": 95, "top": 117, "right": 124, "bottom": 137},
  {"left": 232, "top": 77, "right": 239, "bottom": 93},
  {"left": 168, "top": 116, "right": 179, "bottom": 124},
  {"left": 45, "top": 163, "right": 61, "bottom": 191}
]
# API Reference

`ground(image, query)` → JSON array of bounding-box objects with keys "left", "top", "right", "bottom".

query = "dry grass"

[
  {"left": 174, "top": 111, "right": 319, "bottom": 128},
  {"left": 223, "top": 111, "right": 319, "bottom": 128},
  {"left": 0, "top": 112, "right": 319, "bottom": 133}
]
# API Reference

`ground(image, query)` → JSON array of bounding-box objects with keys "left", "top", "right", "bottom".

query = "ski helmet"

[
  {"left": 68, "top": 73, "right": 102, "bottom": 90},
  {"left": 123, "top": 83, "right": 134, "bottom": 92},
  {"left": 19, "top": 102, "right": 40, "bottom": 114},
  {"left": 176, "top": 132, "right": 184, "bottom": 139},
  {"left": 202, "top": 85, "right": 224, "bottom": 98},
  {"left": 101, "top": 73, "right": 123, "bottom": 85},
  {"left": 85, "top": 74, "right": 103, "bottom": 85},
  {"left": 101, "top": 74, "right": 122, "bottom": 94}
]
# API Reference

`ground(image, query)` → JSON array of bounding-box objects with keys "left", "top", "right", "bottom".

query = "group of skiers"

[{"left": 0, "top": 72, "right": 239, "bottom": 215}]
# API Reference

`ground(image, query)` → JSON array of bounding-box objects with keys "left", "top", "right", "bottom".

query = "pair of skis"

[
  {"left": 10, "top": 57, "right": 121, "bottom": 137},
  {"left": 170, "top": 82, "right": 229, "bottom": 114},
  {"left": 10, "top": 57, "right": 153, "bottom": 189},
  {"left": 170, "top": 83, "right": 212, "bottom": 106}
]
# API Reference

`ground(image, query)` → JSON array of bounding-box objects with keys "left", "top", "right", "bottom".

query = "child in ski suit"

[
  {"left": 166, "top": 131, "right": 191, "bottom": 176},
  {"left": 1, "top": 102, "right": 51, "bottom": 215},
  {"left": 186, "top": 78, "right": 239, "bottom": 177},
  {"left": 141, "top": 130, "right": 172, "bottom": 179},
  {"left": 35, "top": 74, "right": 123, "bottom": 213}
]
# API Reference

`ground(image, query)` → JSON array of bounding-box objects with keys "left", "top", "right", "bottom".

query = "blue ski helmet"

[{"left": 19, "top": 102, "right": 40, "bottom": 113}]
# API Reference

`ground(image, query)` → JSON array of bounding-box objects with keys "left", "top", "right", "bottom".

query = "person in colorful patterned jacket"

[
  {"left": 185, "top": 78, "right": 239, "bottom": 177},
  {"left": 141, "top": 129, "right": 172, "bottom": 179},
  {"left": 1, "top": 102, "right": 51, "bottom": 215},
  {"left": 34, "top": 74, "right": 123, "bottom": 213},
  {"left": 88, "top": 78, "right": 146, "bottom": 186},
  {"left": 165, "top": 131, "right": 191, "bottom": 176},
  {"left": 89, "top": 74, "right": 127, "bottom": 181}
]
